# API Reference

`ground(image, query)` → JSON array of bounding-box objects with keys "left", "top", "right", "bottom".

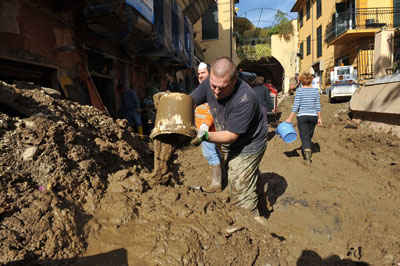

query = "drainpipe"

[
  {"left": 312, "top": 1, "right": 314, "bottom": 71},
  {"left": 230, "top": 0, "right": 233, "bottom": 59},
  {"left": 349, "top": 2, "right": 353, "bottom": 29}
]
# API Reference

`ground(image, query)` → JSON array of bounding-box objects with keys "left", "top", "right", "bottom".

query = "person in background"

[
  {"left": 289, "top": 73, "right": 300, "bottom": 95},
  {"left": 264, "top": 79, "right": 277, "bottom": 114},
  {"left": 121, "top": 85, "right": 144, "bottom": 136},
  {"left": 285, "top": 72, "right": 322, "bottom": 164},
  {"left": 194, "top": 62, "right": 222, "bottom": 192},
  {"left": 251, "top": 76, "right": 271, "bottom": 126},
  {"left": 197, "top": 62, "right": 209, "bottom": 84},
  {"left": 312, "top": 74, "right": 321, "bottom": 94},
  {"left": 191, "top": 57, "right": 268, "bottom": 224},
  {"left": 166, "top": 72, "right": 181, "bottom": 92}
]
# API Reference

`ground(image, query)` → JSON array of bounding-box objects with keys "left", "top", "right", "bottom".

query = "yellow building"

[
  {"left": 271, "top": 20, "right": 300, "bottom": 94},
  {"left": 193, "top": 0, "right": 240, "bottom": 65},
  {"left": 291, "top": 0, "right": 399, "bottom": 88}
]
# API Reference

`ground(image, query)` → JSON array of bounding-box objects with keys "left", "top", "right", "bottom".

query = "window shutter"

[
  {"left": 317, "top": 26, "right": 322, "bottom": 58},
  {"left": 395, "top": 0, "right": 400, "bottom": 27},
  {"left": 202, "top": 3, "right": 218, "bottom": 40}
]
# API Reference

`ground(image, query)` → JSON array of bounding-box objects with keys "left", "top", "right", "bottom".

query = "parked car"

[{"left": 326, "top": 66, "right": 359, "bottom": 103}]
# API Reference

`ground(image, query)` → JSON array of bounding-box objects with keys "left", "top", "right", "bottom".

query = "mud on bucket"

[
  {"left": 150, "top": 92, "right": 196, "bottom": 145},
  {"left": 276, "top": 122, "right": 297, "bottom": 143}
]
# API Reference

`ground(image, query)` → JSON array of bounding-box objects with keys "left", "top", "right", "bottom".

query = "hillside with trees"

[{"left": 235, "top": 10, "right": 294, "bottom": 60}]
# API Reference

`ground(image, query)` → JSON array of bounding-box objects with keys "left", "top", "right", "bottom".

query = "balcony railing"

[{"left": 326, "top": 7, "right": 399, "bottom": 43}]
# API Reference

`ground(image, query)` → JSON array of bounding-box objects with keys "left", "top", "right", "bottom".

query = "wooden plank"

[{"left": 79, "top": 62, "right": 110, "bottom": 115}]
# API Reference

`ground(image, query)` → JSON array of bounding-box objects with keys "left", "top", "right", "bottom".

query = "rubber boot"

[
  {"left": 203, "top": 164, "right": 222, "bottom": 193},
  {"left": 304, "top": 148, "right": 312, "bottom": 165}
]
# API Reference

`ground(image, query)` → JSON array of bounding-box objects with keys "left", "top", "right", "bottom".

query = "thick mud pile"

[
  {"left": 1, "top": 81, "right": 290, "bottom": 265},
  {"left": 0, "top": 81, "right": 154, "bottom": 264},
  {"left": 6, "top": 79, "right": 399, "bottom": 265}
]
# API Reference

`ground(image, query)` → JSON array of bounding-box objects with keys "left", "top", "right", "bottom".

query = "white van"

[{"left": 326, "top": 66, "right": 359, "bottom": 103}]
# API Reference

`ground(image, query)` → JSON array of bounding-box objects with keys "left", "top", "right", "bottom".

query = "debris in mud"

[
  {"left": 345, "top": 123, "right": 358, "bottom": 129},
  {"left": 1, "top": 80, "right": 292, "bottom": 266},
  {"left": 0, "top": 80, "right": 152, "bottom": 264},
  {"left": 346, "top": 246, "right": 363, "bottom": 260}
]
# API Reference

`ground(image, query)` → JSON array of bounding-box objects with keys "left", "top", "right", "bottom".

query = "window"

[
  {"left": 307, "top": 35, "right": 311, "bottom": 55},
  {"left": 395, "top": 0, "right": 400, "bottom": 27},
  {"left": 299, "top": 9, "right": 303, "bottom": 28},
  {"left": 299, "top": 42, "right": 304, "bottom": 59},
  {"left": 317, "top": 0, "right": 322, "bottom": 19},
  {"left": 306, "top": 0, "right": 310, "bottom": 20},
  {"left": 317, "top": 25, "right": 322, "bottom": 57},
  {"left": 202, "top": 3, "right": 218, "bottom": 40}
]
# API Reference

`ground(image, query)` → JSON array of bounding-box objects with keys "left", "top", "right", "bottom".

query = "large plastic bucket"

[
  {"left": 276, "top": 122, "right": 297, "bottom": 143},
  {"left": 150, "top": 92, "right": 196, "bottom": 140}
]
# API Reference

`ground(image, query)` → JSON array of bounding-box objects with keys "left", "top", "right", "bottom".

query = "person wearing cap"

[
  {"left": 194, "top": 62, "right": 222, "bottom": 192},
  {"left": 197, "top": 62, "right": 209, "bottom": 84}
]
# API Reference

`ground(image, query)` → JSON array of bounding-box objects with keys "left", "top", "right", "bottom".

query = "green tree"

[
  {"left": 235, "top": 10, "right": 293, "bottom": 60},
  {"left": 270, "top": 10, "right": 294, "bottom": 41},
  {"left": 235, "top": 17, "right": 255, "bottom": 35}
]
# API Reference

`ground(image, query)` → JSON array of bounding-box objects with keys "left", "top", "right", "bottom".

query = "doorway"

[{"left": 92, "top": 75, "right": 117, "bottom": 117}]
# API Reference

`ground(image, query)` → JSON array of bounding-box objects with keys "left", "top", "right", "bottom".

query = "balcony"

[{"left": 326, "top": 7, "right": 399, "bottom": 44}]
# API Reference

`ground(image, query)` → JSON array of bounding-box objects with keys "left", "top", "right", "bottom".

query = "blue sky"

[{"left": 236, "top": 0, "right": 297, "bottom": 28}]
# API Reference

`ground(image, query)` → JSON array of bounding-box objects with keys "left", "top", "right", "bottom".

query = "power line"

[
  {"left": 257, "top": 8, "right": 264, "bottom": 27},
  {"left": 238, "top": 7, "right": 295, "bottom": 17},
  {"left": 238, "top": 7, "right": 297, "bottom": 27}
]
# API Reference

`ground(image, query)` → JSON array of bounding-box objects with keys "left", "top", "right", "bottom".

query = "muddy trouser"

[
  {"left": 297, "top": 115, "right": 317, "bottom": 150},
  {"left": 222, "top": 145, "right": 266, "bottom": 214}
]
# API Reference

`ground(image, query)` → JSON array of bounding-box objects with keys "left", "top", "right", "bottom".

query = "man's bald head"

[
  {"left": 210, "top": 57, "right": 237, "bottom": 81},
  {"left": 209, "top": 57, "right": 238, "bottom": 100}
]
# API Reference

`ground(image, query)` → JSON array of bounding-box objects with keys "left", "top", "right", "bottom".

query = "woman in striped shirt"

[{"left": 285, "top": 72, "right": 322, "bottom": 164}]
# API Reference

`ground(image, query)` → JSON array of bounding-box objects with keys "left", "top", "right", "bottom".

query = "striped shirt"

[{"left": 292, "top": 86, "right": 321, "bottom": 116}]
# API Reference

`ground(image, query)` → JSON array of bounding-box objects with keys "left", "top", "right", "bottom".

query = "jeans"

[
  {"left": 126, "top": 110, "right": 142, "bottom": 127},
  {"left": 297, "top": 115, "right": 317, "bottom": 150},
  {"left": 201, "top": 141, "right": 221, "bottom": 166}
]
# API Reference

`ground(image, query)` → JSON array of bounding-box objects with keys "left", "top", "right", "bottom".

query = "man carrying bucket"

[
  {"left": 190, "top": 57, "right": 268, "bottom": 225},
  {"left": 194, "top": 62, "right": 222, "bottom": 193}
]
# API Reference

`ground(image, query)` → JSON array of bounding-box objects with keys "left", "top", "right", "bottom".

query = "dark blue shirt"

[
  {"left": 191, "top": 78, "right": 267, "bottom": 154},
  {"left": 122, "top": 89, "right": 140, "bottom": 111},
  {"left": 252, "top": 85, "right": 274, "bottom": 115}
]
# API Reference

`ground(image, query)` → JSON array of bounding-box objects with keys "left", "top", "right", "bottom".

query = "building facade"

[
  {"left": 291, "top": 0, "right": 400, "bottom": 89},
  {"left": 0, "top": 0, "right": 216, "bottom": 117},
  {"left": 193, "top": 0, "right": 240, "bottom": 65}
]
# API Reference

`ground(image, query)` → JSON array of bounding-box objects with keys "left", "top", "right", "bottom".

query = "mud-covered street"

[{"left": 1, "top": 81, "right": 400, "bottom": 266}]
